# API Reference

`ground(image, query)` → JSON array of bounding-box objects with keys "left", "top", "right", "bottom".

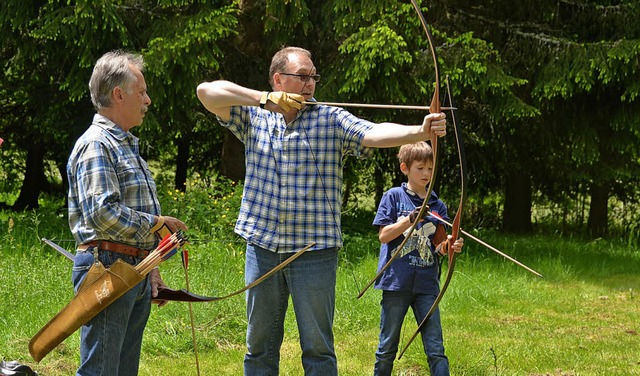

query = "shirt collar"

[
  {"left": 93, "top": 113, "right": 137, "bottom": 143},
  {"left": 401, "top": 182, "right": 438, "bottom": 203}
]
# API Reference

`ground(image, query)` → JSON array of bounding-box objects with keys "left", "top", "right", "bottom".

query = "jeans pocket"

[{"left": 72, "top": 250, "right": 95, "bottom": 292}]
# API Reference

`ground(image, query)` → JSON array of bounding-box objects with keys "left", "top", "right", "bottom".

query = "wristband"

[
  {"left": 260, "top": 91, "right": 269, "bottom": 109},
  {"left": 150, "top": 216, "right": 165, "bottom": 233}
]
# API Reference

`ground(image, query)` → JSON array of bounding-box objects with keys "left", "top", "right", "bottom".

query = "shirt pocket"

[{"left": 115, "top": 157, "right": 150, "bottom": 204}]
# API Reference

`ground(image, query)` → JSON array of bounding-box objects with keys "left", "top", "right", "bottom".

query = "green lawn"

[{"left": 1, "top": 208, "right": 638, "bottom": 375}]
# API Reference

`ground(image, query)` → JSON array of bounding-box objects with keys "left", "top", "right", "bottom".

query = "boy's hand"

[
  {"left": 451, "top": 236, "right": 464, "bottom": 253},
  {"left": 408, "top": 207, "right": 430, "bottom": 223},
  {"left": 437, "top": 235, "right": 464, "bottom": 256}
]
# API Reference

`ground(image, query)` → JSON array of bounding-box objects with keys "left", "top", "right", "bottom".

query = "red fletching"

[
  {"left": 157, "top": 234, "right": 178, "bottom": 259},
  {"left": 158, "top": 233, "right": 173, "bottom": 249}
]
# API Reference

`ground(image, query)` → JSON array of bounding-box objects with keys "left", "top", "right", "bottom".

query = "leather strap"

[
  {"left": 150, "top": 216, "right": 165, "bottom": 233},
  {"left": 260, "top": 91, "right": 269, "bottom": 108},
  {"left": 78, "top": 240, "right": 149, "bottom": 258}
]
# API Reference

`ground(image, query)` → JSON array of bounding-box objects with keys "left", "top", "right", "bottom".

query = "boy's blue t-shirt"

[{"left": 372, "top": 182, "right": 450, "bottom": 293}]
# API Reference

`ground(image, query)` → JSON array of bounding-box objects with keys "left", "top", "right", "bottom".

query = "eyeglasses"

[{"left": 279, "top": 72, "right": 321, "bottom": 83}]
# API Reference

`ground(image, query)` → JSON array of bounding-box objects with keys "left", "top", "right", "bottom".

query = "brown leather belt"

[{"left": 78, "top": 240, "right": 149, "bottom": 258}]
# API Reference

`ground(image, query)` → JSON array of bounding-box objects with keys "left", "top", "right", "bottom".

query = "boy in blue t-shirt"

[{"left": 372, "top": 141, "right": 464, "bottom": 376}]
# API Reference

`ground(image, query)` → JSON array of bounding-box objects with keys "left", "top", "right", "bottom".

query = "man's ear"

[
  {"left": 112, "top": 86, "right": 124, "bottom": 103},
  {"left": 272, "top": 73, "right": 283, "bottom": 90}
]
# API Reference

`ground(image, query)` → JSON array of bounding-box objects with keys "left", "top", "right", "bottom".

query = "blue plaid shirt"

[
  {"left": 67, "top": 114, "right": 160, "bottom": 250},
  {"left": 221, "top": 105, "right": 374, "bottom": 252}
]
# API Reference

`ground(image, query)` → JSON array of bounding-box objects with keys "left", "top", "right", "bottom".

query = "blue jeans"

[
  {"left": 244, "top": 245, "right": 338, "bottom": 376},
  {"left": 72, "top": 248, "right": 151, "bottom": 376},
  {"left": 374, "top": 290, "right": 449, "bottom": 376}
]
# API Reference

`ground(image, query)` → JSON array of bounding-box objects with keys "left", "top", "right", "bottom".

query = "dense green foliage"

[{"left": 1, "top": 1, "right": 639, "bottom": 236}]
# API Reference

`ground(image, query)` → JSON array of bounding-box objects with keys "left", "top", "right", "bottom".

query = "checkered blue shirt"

[
  {"left": 221, "top": 105, "right": 374, "bottom": 252},
  {"left": 67, "top": 114, "right": 160, "bottom": 249}
]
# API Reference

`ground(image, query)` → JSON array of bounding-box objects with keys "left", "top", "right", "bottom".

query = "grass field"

[{"left": 1, "top": 195, "right": 638, "bottom": 375}]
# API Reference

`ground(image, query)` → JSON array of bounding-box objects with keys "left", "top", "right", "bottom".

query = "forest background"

[
  {"left": 1, "top": 1, "right": 640, "bottom": 375},
  {"left": 1, "top": 0, "right": 639, "bottom": 239}
]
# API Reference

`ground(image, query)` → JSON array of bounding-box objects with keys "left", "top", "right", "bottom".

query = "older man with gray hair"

[{"left": 67, "top": 50, "right": 186, "bottom": 376}]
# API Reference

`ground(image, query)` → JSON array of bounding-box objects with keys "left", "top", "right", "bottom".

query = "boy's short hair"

[{"left": 397, "top": 141, "right": 433, "bottom": 167}]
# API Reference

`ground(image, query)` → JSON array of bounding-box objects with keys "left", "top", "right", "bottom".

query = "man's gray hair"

[{"left": 89, "top": 50, "right": 145, "bottom": 110}]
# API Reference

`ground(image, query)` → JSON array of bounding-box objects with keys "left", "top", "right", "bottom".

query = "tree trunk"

[
  {"left": 587, "top": 110, "right": 613, "bottom": 238},
  {"left": 342, "top": 162, "right": 353, "bottom": 209},
  {"left": 174, "top": 137, "right": 190, "bottom": 192},
  {"left": 13, "top": 143, "right": 46, "bottom": 210},
  {"left": 587, "top": 181, "right": 609, "bottom": 238},
  {"left": 502, "top": 168, "right": 533, "bottom": 233},
  {"left": 221, "top": 129, "right": 245, "bottom": 181}
]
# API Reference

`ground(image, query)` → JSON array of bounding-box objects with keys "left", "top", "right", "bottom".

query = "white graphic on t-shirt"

[{"left": 399, "top": 217, "right": 436, "bottom": 266}]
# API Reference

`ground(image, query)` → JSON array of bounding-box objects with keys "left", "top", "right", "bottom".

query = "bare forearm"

[
  {"left": 362, "top": 113, "right": 446, "bottom": 148},
  {"left": 378, "top": 216, "right": 413, "bottom": 243},
  {"left": 196, "top": 80, "right": 262, "bottom": 119},
  {"left": 362, "top": 122, "right": 425, "bottom": 148}
]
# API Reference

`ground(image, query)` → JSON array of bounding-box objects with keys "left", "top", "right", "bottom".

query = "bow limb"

[
  {"left": 446, "top": 74, "right": 466, "bottom": 252},
  {"left": 157, "top": 242, "right": 315, "bottom": 302},
  {"left": 180, "top": 250, "right": 202, "bottom": 376},
  {"left": 411, "top": 0, "right": 441, "bottom": 115},
  {"left": 398, "top": 75, "right": 467, "bottom": 359},
  {"left": 406, "top": 0, "right": 442, "bottom": 238},
  {"left": 356, "top": 0, "right": 442, "bottom": 299},
  {"left": 42, "top": 237, "right": 315, "bottom": 303},
  {"left": 411, "top": 0, "right": 442, "bottom": 203}
]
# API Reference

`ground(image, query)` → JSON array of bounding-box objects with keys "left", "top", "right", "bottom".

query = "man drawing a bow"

[{"left": 197, "top": 46, "right": 447, "bottom": 375}]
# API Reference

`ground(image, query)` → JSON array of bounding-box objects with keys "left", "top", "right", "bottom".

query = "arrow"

[
  {"left": 302, "top": 101, "right": 455, "bottom": 111},
  {"left": 42, "top": 238, "right": 75, "bottom": 262},
  {"left": 427, "top": 214, "right": 543, "bottom": 278}
]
